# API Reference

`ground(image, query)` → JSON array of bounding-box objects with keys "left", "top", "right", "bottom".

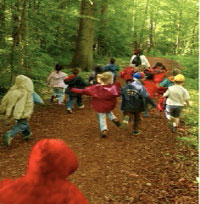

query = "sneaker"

[
  {"left": 78, "top": 105, "right": 85, "bottom": 109},
  {"left": 132, "top": 130, "right": 140, "bottom": 135},
  {"left": 3, "top": 131, "right": 13, "bottom": 146},
  {"left": 120, "top": 115, "right": 129, "bottom": 129},
  {"left": 67, "top": 108, "right": 72, "bottom": 114},
  {"left": 101, "top": 130, "right": 107, "bottom": 138},
  {"left": 112, "top": 119, "right": 121, "bottom": 127}
]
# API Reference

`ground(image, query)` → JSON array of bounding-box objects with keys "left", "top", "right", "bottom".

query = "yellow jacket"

[{"left": 0, "top": 75, "right": 34, "bottom": 120}]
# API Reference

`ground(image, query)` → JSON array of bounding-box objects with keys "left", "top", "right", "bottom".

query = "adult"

[{"left": 130, "top": 48, "right": 150, "bottom": 68}]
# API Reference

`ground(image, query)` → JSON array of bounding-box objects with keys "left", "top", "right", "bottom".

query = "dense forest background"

[{"left": 0, "top": 0, "right": 198, "bottom": 91}]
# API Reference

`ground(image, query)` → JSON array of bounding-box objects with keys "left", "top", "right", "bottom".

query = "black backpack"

[
  {"left": 121, "top": 84, "right": 145, "bottom": 112},
  {"left": 132, "top": 55, "right": 141, "bottom": 67}
]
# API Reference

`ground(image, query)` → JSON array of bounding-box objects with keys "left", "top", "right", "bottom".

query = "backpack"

[
  {"left": 121, "top": 84, "right": 145, "bottom": 112},
  {"left": 132, "top": 55, "right": 141, "bottom": 67}
]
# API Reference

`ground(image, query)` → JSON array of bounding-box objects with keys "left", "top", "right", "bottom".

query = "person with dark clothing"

[
  {"left": 120, "top": 72, "right": 155, "bottom": 135},
  {"left": 64, "top": 68, "right": 88, "bottom": 113},
  {"left": 103, "top": 58, "right": 119, "bottom": 82}
]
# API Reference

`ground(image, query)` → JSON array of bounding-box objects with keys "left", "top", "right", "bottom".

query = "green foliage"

[{"left": 164, "top": 55, "right": 198, "bottom": 149}]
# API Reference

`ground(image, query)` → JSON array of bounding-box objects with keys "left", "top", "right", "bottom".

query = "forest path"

[{"left": 0, "top": 57, "right": 198, "bottom": 204}]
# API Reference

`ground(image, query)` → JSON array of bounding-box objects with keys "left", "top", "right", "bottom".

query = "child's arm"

[
  {"left": 70, "top": 87, "right": 91, "bottom": 96},
  {"left": 185, "top": 99, "right": 190, "bottom": 107}
]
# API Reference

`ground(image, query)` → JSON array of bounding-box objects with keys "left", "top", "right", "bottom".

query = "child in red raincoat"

[
  {"left": 152, "top": 62, "right": 167, "bottom": 85},
  {"left": 71, "top": 71, "right": 121, "bottom": 138},
  {"left": 0, "top": 139, "right": 89, "bottom": 204},
  {"left": 119, "top": 64, "right": 135, "bottom": 83}
]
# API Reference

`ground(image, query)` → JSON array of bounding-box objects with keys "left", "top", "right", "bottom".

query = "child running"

[
  {"left": 70, "top": 71, "right": 121, "bottom": 138},
  {"left": 0, "top": 75, "right": 34, "bottom": 146},
  {"left": 103, "top": 58, "right": 119, "bottom": 82},
  {"left": 0, "top": 139, "right": 89, "bottom": 204},
  {"left": 64, "top": 68, "right": 88, "bottom": 114},
  {"left": 47, "top": 63, "right": 67, "bottom": 105},
  {"left": 120, "top": 72, "right": 156, "bottom": 134},
  {"left": 163, "top": 74, "right": 190, "bottom": 133},
  {"left": 142, "top": 72, "right": 157, "bottom": 117}
]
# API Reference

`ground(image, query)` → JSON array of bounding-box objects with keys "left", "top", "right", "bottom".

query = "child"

[
  {"left": 64, "top": 68, "right": 88, "bottom": 114},
  {"left": 130, "top": 48, "right": 150, "bottom": 68},
  {"left": 103, "top": 58, "right": 119, "bottom": 82},
  {"left": 47, "top": 63, "right": 67, "bottom": 105},
  {"left": 0, "top": 75, "right": 34, "bottom": 146},
  {"left": 70, "top": 72, "right": 121, "bottom": 138},
  {"left": 120, "top": 72, "right": 155, "bottom": 134},
  {"left": 163, "top": 74, "right": 190, "bottom": 133},
  {"left": 88, "top": 65, "right": 104, "bottom": 85},
  {"left": 0, "top": 139, "right": 89, "bottom": 204},
  {"left": 151, "top": 62, "right": 167, "bottom": 84},
  {"left": 119, "top": 64, "right": 135, "bottom": 84},
  {"left": 142, "top": 72, "right": 157, "bottom": 117},
  {"left": 159, "top": 68, "right": 181, "bottom": 88}
]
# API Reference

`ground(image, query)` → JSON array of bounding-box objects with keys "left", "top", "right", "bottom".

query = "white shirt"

[
  {"left": 163, "top": 84, "right": 190, "bottom": 106},
  {"left": 130, "top": 55, "right": 150, "bottom": 67}
]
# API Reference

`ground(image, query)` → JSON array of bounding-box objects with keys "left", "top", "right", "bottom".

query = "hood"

[
  {"left": 26, "top": 139, "right": 78, "bottom": 182},
  {"left": 12, "top": 75, "right": 34, "bottom": 92},
  {"left": 90, "top": 83, "right": 120, "bottom": 99}
]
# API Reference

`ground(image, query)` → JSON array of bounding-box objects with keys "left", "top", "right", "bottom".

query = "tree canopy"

[{"left": 0, "top": 0, "right": 198, "bottom": 88}]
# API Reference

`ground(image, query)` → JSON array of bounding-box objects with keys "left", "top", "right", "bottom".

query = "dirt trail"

[{"left": 0, "top": 57, "right": 198, "bottom": 204}]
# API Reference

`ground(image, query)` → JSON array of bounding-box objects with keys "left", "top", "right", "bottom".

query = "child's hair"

[
  {"left": 72, "top": 67, "right": 80, "bottom": 75},
  {"left": 153, "top": 62, "right": 163, "bottom": 69},
  {"left": 171, "top": 68, "right": 181, "bottom": 76},
  {"left": 145, "top": 72, "right": 154, "bottom": 80},
  {"left": 135, "top": 65, "right": 147, "bottom": 72},
  {"left": 110, "top": 58, "right": 115, "bottom": 64},
  {"left": 133, "top": 48, "right": 143, "bottom": 55},
  {"left": 55, "top": 63, "right": 63, "bottom": 72},
  {"left": 97, "top": 72, "right": 113, "bottom": 85},
  {"left": 93, "top": 65, "right": 104, "bottom": 74},
  {"left": 161, "top": 65, "right": 166, "bottom": 70}
]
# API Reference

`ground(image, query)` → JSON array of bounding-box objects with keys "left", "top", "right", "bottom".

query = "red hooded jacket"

[
  {"left": 71, "top": 82, "right": 121, "bottom": 113},
  {"left": 0, "top": 139, "right": 89, "bottom": 204},
  {"left": 119, "top": 67, "right": 135, "bottom": 81},
  {"left": 143, "top": 80, "right": 157, "bottom": 99}
]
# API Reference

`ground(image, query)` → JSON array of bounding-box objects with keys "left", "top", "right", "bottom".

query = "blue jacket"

[
  {"left": 104, "top": 64, "right": 119, "bottom": 77},
  {"left": 121, "top": 80, "right": 155, "bottom": 112}
]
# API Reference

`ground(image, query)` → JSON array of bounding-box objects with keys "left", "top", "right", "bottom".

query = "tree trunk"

[
  {"left": 71, "top": 0, "right": 95, "bottom": 71},
  {"left": 0, "top": 0, "right": 6, "bottom": 48},
  {"left": 10, "top": 0, "right": 27, "bottom": 82}
]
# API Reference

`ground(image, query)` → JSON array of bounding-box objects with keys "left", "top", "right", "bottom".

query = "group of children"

[
  {"left": 0, "top": 52, "right": 191, "bottom": 204},
  {"left": 0, "top": 53, "right": 190, "bottom": 146}
]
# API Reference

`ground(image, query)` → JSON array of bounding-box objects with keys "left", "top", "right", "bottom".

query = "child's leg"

[
  {"left": 56, "top": 88, "right": 64, "bottom": 104},
  {"left": 66, "top": 95, "right": 74, "bottom": 111},
  {"left": 97, "top": 113, "right": 108, "bottom": 137},
  {"left": 170, "top": 106, "right": 182, "bottom": 132},
  {"left": 121, "top": 111, "right": 130, "bottom": 129},
  {"left": 132, "top": 112, "right": 141, "bottom": 134},
  {"left": 107, "top": 111, "right": 120, "bottom": 127},
  {"left": 76, "top": 95, "right": 84, "bottom": 109},
  {"left": 3, "top": 119, "right": 31, "bottom": 146}
]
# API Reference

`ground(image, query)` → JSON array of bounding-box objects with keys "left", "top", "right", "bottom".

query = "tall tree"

[{"left": 71, "top": 0, "right": 95, "bottom": 71}]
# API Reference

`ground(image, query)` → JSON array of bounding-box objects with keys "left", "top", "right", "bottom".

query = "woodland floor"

[{"left": 0, "top": 57, "right": 198, "bottom": 204}]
